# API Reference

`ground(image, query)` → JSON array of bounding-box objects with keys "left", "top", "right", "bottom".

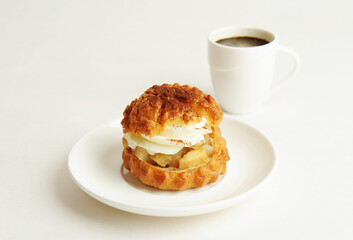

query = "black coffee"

[{"left": 216, "top": 36, "right": 269, "bottom": 47}]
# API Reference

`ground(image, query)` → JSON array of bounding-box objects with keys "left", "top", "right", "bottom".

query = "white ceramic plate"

[{"left": 68, "top": 116, "right": 277, "bottom": 217}]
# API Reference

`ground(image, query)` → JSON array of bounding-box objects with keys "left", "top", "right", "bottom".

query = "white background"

[{"left": 1, "top": 0, "right": 353, "bottom": 239}]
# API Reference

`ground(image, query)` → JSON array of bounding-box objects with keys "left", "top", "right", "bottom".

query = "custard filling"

[
  {"left": 122, "top": 134, "right": 215, "bottom": 170},
  {"left": 123, "top": 118, "right": 212, "bottom": 155}
]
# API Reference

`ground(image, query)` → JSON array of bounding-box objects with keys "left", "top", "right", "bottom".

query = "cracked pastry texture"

[
  {"left": 121, "top": 83, "right": 223, "bottom": 136},
  {"left": 121, "top": 83, "right": 230, "bottom": 190}
]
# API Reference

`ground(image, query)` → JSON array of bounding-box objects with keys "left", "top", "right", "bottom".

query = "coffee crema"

[{"left": 216, "top": 36, "right": 269, "bottom": 47}]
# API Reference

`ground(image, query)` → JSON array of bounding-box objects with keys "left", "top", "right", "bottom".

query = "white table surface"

[{"left": 1, "top": 0, "right": 353, "bottom": 239}]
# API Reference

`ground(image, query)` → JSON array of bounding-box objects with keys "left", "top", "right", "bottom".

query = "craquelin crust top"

[{"left": 121, "top": 83, "right": 223, "bottom": 136}]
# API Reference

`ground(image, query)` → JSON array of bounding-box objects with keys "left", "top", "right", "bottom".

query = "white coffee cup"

[{"left": 208, "top": 26, "right": 300, "bottom": 114}]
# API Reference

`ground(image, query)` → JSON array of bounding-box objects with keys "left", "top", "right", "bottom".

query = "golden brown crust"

[
  {"left": 121, "top": 83, "right": 223, "bottom": 136},
  {"left": 122, "top": 128, "right": 230, "bottom": 190},
  {"left": 121, "top": 83, "right": 229, "bottom": 190}
]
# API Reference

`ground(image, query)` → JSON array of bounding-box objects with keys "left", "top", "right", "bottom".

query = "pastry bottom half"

[{"left": 122, "top": 128, "right": 229, "bottom": 190}]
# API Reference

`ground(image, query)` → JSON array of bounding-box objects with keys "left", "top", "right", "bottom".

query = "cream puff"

[{"left": 121, "top": 83, "right": 229, "bottom": 190}]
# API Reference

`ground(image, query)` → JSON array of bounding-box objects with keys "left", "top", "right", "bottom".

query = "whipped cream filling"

[{"left": 123, "top": 118, "right": 212, "bottom": 155}]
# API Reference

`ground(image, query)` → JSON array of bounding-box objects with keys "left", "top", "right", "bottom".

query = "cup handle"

[{"left": 268, "top": 45, "right": 301, "bottom": 96}]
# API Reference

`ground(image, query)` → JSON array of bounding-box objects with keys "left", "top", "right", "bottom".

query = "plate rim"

[{"left": 68, "top": 116, "right": 278, "bottom": 217}]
